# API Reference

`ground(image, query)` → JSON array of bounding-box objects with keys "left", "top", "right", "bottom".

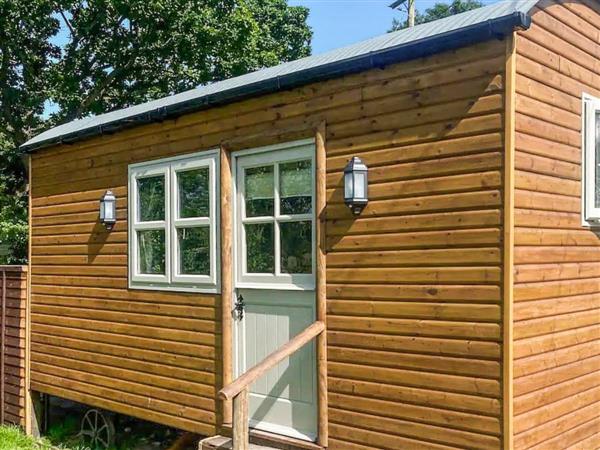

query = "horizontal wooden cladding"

[
  {"left": 329, "top": 390, "right": 500, "bottom": 436},
  {"left": 32, "top": 380, "right": 213, "bottom": 435},
  {"left": 327, "top": 331, "right": 500, "bottom": 360},
  {"left": 329, "top": 346, "right": 499, "bottom": 379},
  {"left": 327, "top": 299, "right": 500, "bottom": 321},
  {"left": 514, "top": 2, "right": 600, "bottom": 449},
  {"left": 330, "top": 408, "right": 500, "bottom": 450},
  {"left": 0, "top": 266, "right": 27, "bottom": 426},
  {"left": 32, "top": 44, "right": 506, "bottom": 169},
  {"left": 30, "top": 38, "right": 508, "bottom": 445},
  {"left": 327, "top": 209, "right": 501, "bottom": 237}
]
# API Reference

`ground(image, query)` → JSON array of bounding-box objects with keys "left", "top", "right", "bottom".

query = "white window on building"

[
  {"left": 128, "top": 150, "right": 219, "bottom": 292},
  {"left": 583, "top": 95, "right": 600, "bottom": 226}
]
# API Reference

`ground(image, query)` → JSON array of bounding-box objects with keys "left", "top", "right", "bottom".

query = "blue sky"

[{"left": 290, "top": 0, "right": 499, "bottom": 55}]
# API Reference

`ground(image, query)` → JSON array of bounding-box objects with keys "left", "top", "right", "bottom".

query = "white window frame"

[
  {"left": 233, "top": 139, "right": 316, "bottom": 291},
  {"left": 582, "top": 94, "right": 600, "bottom": 226},
  {"left": 128, "top": 149, "right": 220, "bottom": 293}
]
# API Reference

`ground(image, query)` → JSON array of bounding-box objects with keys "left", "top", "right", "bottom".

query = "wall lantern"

[
  {"left": 344, "top": 156, "right": 369, "bottom": 215},
  {"left": 99, "top": 190, "right": 117, "bottom": 229}
]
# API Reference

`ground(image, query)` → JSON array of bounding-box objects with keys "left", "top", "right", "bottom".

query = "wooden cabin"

[{"left": 21, "top": 0, "right": 600, "bottom": 449}]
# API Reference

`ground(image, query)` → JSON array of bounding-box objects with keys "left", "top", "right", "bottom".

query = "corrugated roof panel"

[{"left": 22, "top": 0, "right": 538, "bottom": 152}]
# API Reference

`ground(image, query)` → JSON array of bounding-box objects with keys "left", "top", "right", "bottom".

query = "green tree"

[
  {"left": 0, "top": 0, "right": 60, "bottom": 263},
  {"left": 0, "top": 0, "right": 311, "bottom": 264},
  {"left": 390, "top": 0, "right": 483, "bottom": 31},
  {"left": 50, "top": 0, "right": 311, "bottom": 122}
]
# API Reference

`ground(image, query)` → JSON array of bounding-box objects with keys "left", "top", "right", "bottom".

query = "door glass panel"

[
  {"left": 178, "top": 168, "right": 209, "bottom": 218},
  {"left": 280, "top": 160, "right": 312, "bottom": 215},
  {"left": 595, "top": 112, "right": 600, "bottom": 208},
  {"left": 138, "top": 176, "right": 165, "bottom": 222},
  {"left": 245, "top": 222, "right": 274, "bottom": 273},
  {"left": 245, "top": 166, "right": 274, "bottom": 217},
  {"left": 280, "top": 221, "right": 312, "bottom": 274},
  {"left": 178, "top": 227, "right": 210, "bottom": 275},
  {"left": 138, "top": 229, "right": 166, "bottom": 274}
]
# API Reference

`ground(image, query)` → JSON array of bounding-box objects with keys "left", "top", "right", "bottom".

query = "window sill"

[{"left": 129, "top": 281, "right": 220, "bottom": 294}]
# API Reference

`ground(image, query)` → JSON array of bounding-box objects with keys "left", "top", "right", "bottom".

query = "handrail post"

[{"left": 232, "top": 388, "right": 249, "bottom": 450}]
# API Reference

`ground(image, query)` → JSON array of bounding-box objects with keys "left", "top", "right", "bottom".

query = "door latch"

[{"left": 234, "top": 294, "right": 245, "bottom": 320}]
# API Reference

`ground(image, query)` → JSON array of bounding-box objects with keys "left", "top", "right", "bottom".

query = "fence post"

[{"left": 1, "top": 268, "right": 6, "bottom": 425}]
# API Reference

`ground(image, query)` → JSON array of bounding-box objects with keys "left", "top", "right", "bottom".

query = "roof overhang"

[{"left": 21, "top": 7, "right": 532, "bottom": 153}]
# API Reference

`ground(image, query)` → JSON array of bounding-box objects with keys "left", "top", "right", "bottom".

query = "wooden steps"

[
  {"left": 200, "top": 432, "right": 322, "bottom": 450},
  {"left": 200, "top": 435, "right": 276, "bottom": 450}
]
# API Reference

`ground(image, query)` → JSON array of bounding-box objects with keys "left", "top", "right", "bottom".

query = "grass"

[
  {"left": 0, "top": 425, "right": 90, "bottom": 450},
  {"left": 0, "top": 425, "right": 53, "bottom": 450}
]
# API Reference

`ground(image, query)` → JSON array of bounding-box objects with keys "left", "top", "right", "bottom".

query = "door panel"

[
  {"left": 232, "top": 141, "right": 317, "bottom": 441},
  {"left": 236, "top": 288, "right": 317, "bottom": 440}
]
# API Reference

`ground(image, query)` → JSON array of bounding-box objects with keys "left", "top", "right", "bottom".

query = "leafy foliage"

[
  {"left": 390, "top": 0, "right": 483, "bottom": 31},
  {"left": 0, "top": 0, "right": 60, "bottom": 264},
  {"left": 0, "top": 0, "right": 311, "bottom": 264}
]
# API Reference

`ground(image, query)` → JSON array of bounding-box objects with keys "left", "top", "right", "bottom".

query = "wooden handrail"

[{"left": 219, "top": 320, "right": 325, "bottom": 402}]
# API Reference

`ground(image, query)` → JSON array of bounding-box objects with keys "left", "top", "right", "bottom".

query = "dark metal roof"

[{"left": 22, "top": 0, "right": 537, "bottom": 153}]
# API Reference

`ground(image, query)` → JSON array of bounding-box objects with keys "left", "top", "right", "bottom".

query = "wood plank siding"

[
  {"left": 513, "top": 1, "right": 600, "bottom": 449},
  {"left": 30, "top": 38, "right": 508, "bottom": 447},
  {"left": 0, "top": 266, "right": 27, "bottom": 427}
]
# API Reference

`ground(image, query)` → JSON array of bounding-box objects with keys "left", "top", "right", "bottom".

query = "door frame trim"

[
  {"left": 230, "top": 138, "right": 318, "bottom": 441},
  {"left": 220, "top": 126, "right": 328, "bottom": 448}
]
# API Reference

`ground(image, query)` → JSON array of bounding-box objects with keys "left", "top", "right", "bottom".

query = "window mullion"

[{"left": 274, "top": 162, "right": 281, "bottom": 276}]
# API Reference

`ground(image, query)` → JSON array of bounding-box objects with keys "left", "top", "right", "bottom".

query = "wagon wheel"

[{"left": 79, "top": 409, "right": 115, "bottom": 449}]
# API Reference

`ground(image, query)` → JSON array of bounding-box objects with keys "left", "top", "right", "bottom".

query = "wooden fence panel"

[{"left": 0, "top": 265, "right": 28, "bottom": 427}]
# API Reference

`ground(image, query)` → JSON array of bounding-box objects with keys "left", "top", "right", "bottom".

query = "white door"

[{"left": 233, "top": 140, "right": 317, "bottom": 441}]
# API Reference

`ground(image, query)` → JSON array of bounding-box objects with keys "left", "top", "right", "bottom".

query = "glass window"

[
  {"left": 595, "top": 112, "right": 600, "bottom": 209},
  {"left": 178, "top": 227, "right": 210, "bottom": 275},
  {"left": 280, "top": 160, "right": 312, "bottom": 215},
  {"left": 138, "top": 176, "right": 165, "bottom": 222},
  {"left": 178, "top": 168, "right": 209, "bottom": 218},
  {"left": 245, "top": 165, "right": 274, "bottom": 217},
  {"left": 245, "top": 223, "right": 275, "bottom": 273},
  {"left": 280, "top": 221, "right": 312, "bottom": 274},
  {"left": 237, "top": 142, "right": 315, "bottom": 289},
  {"left": 129, "top": 151, "right": 219, "bottom": 292},
  {"left": 583, "top": 97, "right": 600, "bottom": 225},
  {"left": 138, "top": 230, "right": 166, "bottom": 275}
]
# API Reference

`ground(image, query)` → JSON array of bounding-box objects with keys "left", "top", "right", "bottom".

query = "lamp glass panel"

[
  {"left": 104, "top": 199, "right": 115, "bottom": 220},
  {"left": 344, "top": 172, "right": 353, "bottom": 199},
  {"left": 354, "top": 172, "right": 366, "bottom": 199}
]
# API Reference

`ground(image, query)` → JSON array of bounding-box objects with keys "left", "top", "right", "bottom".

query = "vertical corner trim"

[{"left": 503, "top": 32, "right": 517, "bottom": 450}]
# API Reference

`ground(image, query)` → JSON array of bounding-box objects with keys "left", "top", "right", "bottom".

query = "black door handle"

[{"left": 234, "top": 294, "right": 245, "bottom": 320}]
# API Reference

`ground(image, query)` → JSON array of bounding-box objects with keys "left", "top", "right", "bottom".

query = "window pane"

[
  {"left": 245, "top": 223, "right": 274, "bottom": 273},
  {"left": 280, "top": 160, "right": 312, "bottom": 215},
  {"left": 280, "top": 221, "right": 312, "bottom": 274},
  {"left": 178, "top": 227, "right": 210, "bottom": 275},
  {"left": 594, "top": 112, "right": 600, "bottom": 208},
  {"left": 178, "top": 168, "right": 209, "bottom": 218},
  {"left": 138, "top": 230, "right": 166, "bottom": 275},
  {"left": 245, "top": 166, "right": 274, "bottom": 217},
  {"left": 138, "top": 176, "right": 165, "bottom": 222}
]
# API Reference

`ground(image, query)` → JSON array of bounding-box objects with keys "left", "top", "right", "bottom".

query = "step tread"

[{"left": 200, "top": 435, "right": 278, "bottom": 450}]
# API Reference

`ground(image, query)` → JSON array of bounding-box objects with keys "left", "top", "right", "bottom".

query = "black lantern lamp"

[
  {"left": 344, "top": 156, "right": 369, "bottom": 215},
  {"left": 99, "top": 190, "right": 117, "bottom": 229}
]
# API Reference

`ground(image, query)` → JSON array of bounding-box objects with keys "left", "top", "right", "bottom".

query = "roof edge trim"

[{"left": 22, "top": 10, "right": 531, "bottom": 153}]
